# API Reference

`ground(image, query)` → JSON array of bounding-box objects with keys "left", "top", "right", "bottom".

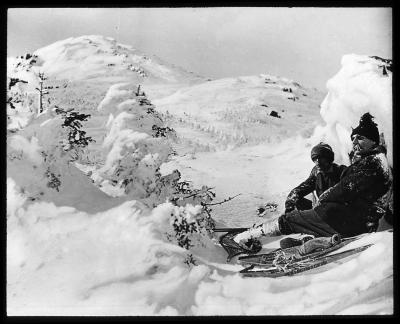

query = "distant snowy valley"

[{"left": 7, "top": 35, "right": 393, "bottom": 315}]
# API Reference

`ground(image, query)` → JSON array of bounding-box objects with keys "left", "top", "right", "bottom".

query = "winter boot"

[
  {"left": 233, "top": 219, "right": 281, "bottom": 247},
  {"left": 279, "top": 235, "right": 314, "bottom": 249},
  {"left": 281, "top": 234, "right": 341, "bottom": 259}
]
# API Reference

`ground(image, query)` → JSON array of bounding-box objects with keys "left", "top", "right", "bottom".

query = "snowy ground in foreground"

[
  {"left": 7, "top": 36, "right": 393, "bottom": 315},
  {"left": 6, "top": 181, "right": 393, "bottom": 315}
]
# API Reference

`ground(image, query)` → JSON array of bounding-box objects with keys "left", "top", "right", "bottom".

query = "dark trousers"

[
  {"left": 295, "top": 197, "right": 313, "bottom": 211},
  {"left": 278, "top": 208, "right": 338, "bottom": 237}
]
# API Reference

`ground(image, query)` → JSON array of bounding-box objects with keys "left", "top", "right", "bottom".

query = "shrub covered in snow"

[
  {"left": 7, "top": 54, "right": 45, "bottom": 129},
  {"left": 7, "top": 106, "right": 98, "bottom": 202}
]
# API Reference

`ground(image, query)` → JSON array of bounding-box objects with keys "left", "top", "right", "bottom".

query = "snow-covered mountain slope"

[
  {"left": 9, "top": 35, "right": 204, "bottom": 84},
  {"left": 148, "top": 74, "right": 325, "bottom": 151},
  {"left": 7, "top": 35, "right": 205, "bottom": 129},
  {"left": 7, "top": 35, "right": 393, "bottom": 315},
  {"left": 142, "top": 73, "right": 324, "bottom": 225}
]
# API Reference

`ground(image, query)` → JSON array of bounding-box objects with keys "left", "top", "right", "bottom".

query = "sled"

[
  {"left": 238, "top": 234, "right": 357, "bottom": 267},
  {"left": 239, "top": 243, "right": 373, "bottom": 277}
]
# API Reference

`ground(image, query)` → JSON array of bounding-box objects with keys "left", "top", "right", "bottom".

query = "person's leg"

[
  {"left": 234, "top": 209, "right": 338, "bottom": 246},
  {"left": 233, "top": 217, "right": 281, "bottom": 244},
  {"left": 295, "top": 197, "right": 313, "bottom": 211},
  {"left": 278, "top": 209, "right": 338, "bottom": 237}
]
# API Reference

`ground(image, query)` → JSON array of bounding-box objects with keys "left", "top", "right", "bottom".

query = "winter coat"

[
  {"left": 285, "top": 163, "right": 347, "bottom": 212},
  {"left": 314, "top": 145, "right": 391, "bottom": 237}
]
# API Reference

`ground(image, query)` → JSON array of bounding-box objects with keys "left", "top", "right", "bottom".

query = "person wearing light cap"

[
  {"left": 283, "top": 142, "right": 347, "bottom": 213},
  {"left": 235, "top": 112, "right": 392, "bottom": 246}
]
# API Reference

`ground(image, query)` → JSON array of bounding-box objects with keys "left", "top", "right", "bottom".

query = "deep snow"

[{"left": 7, "top": 36, "right": 393, "bottom": 315}]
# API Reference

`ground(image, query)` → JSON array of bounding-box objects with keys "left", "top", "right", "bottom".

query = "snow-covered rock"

[{"left": 312, "top": 54, "right": 392, "bottom": 166}]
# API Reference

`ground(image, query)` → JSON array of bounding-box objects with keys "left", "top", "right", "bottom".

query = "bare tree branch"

[
  {"left": 203, "top": 193, "right": 241, "bottom": 206},
  {"left": 179, "top": 187, "right": 216, "bottom": 200}
]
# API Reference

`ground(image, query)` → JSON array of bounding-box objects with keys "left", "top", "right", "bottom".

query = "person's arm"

[
  {"left": 317, "top": 164, "right": 384, "bottom": 205},
  {"left": 285, "top": 168, "right": 316, "bottom": 212},
  {"left": 338, "top": 164, "right": 348, "bottom": 178}
]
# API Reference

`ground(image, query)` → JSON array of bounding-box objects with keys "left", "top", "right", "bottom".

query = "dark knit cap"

[
  {"left": 350, "top": 112, "right": 380, "bottom": 144},
  {"left": 311, "top": 142, "right": 334, "bottom": 163}
]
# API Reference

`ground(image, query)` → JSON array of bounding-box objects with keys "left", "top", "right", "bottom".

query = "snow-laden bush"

[
  {"left": 89, "top": 81, "right": 218, "bottom": 252},
  {"left": 7, "top": 76, "right": 36, "bottom": 130},
  {"left": 6, "top": 105, "right": 104, "bottom": 210},
  {"left": 7, "top": 54, "right": 45, "bottom": 130},
  {"left": 91, "top": 82, "right": 181, "bottom": 203},
  {"left": 165, "top": 204, "right": 212, "bottom": 250},
  {"left": 7, "top": 94, "right": 217, "bottom": 255}
]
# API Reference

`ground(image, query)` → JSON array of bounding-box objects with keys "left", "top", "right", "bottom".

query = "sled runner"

[{"left": 239, "top": 243, "right": 373, "bottom": 277}]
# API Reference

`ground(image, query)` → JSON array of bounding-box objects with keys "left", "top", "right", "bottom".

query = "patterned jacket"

[{"left": 314, "top": 145, "right": 391, "bottom": 237}]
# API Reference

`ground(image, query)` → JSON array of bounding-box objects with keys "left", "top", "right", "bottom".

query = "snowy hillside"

[
  {"left": 7, "top": 36, "right": 392, "bottom": 315},
  {"left": 149, "top": 74, "right": 325, "bottom": 151},
  {"left": 9, "top": 35, "right": 204, "bottom": 83},
  {"left": 7, "top": 35, "right": 205, "bottom": 130}
]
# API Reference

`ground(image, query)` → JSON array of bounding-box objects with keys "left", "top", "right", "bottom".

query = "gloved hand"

[
  {"left": 257, "top": 206, "right": 266, "bottom": 216},
  {"left": 366, "top": 221, "right": 379, "bottom": 233},
  {"left": 284, "top": 206, "right": 296, "bottom": 213},
  {"left": 366, "top": 204, "right": 385, "bottom": 233},
  {"left": 284, "top": 199, "right": 297, "bottom": 214}
]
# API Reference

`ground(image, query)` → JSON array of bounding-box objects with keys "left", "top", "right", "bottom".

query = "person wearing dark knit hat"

[
  {"left": 235, "top": 112, "right": 391, "bottom": 248},
  {"left": 282, "top": 142, "right": 347, "bottom": 214},
  {"left": 350, "top": 112, "right": 382, "bottom": 163},
  {"left": 351, "top": 112, "right": 380, "bottom": 144},
  {"left": 311, "top": 143, "right": 334, "bottom": 165}
]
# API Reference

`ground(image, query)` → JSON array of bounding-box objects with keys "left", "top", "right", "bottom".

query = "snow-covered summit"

[
  {"left": 7, "top": 35, "right": 208, "bottom": 130},
  {"left": 9, "top": 35, "right": 205, "bottom": 84}
]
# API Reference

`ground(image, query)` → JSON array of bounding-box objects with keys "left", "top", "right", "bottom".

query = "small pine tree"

[{"left": 60, "top": 110, "right": 94, "bottom": 155}]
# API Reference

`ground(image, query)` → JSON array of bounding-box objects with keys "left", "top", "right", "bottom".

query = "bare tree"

[
  {"left": 35, "top": 72, "right": 49, "bottom": 114},
  {"left": 135, "top": 84, "right": 141, "bottom": 96}
]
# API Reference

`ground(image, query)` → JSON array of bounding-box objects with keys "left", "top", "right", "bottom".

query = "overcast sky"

[{"left": 7, "top": 7, "right": 392, "bottom": 90}]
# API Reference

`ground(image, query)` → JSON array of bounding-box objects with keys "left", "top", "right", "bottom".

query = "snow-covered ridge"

[
  {"left": 6, "top": 35, "right": 207, "bottom": 131},
  {"left": 149, "top": 73, "right": 325, "bottom": 151},
  {"left": 8, "top": 35, "right": 205, "bottom": 83}
]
